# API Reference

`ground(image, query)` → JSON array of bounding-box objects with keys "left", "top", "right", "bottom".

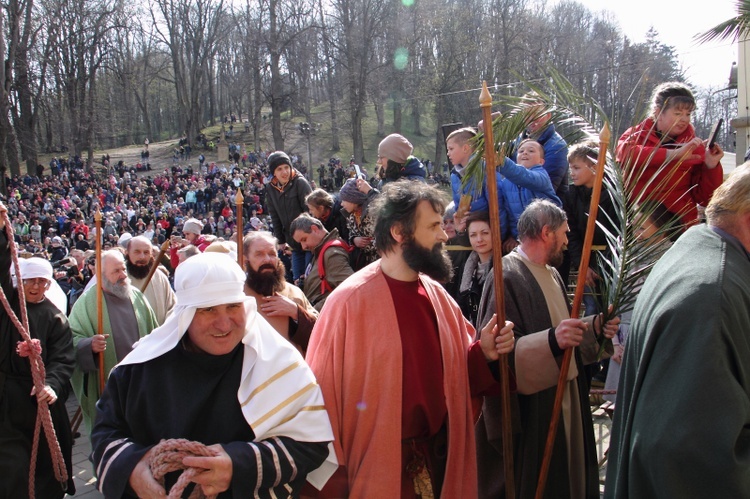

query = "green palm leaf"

[
  {"left": 461, "top": 70, "right": 687, "bottom": 359},
  {"left": 694, "top": 0, "right": 750, "bottom": 44}
]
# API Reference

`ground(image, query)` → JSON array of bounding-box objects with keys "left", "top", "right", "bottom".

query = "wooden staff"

[
  {"left": 236, "top": 188, "right": 244, "bottom": 266},
  {"left": 535, "top": 123, "right": 611, "bottom": 499},
  {"left": 479, "top": 81, "right": 515, "bottom": 499},
  {"left": 94, "top": 209, "right": 105, "bottom": 396},
  {"left": 139, "top": 240, "right": 170, "bottom": 293}
]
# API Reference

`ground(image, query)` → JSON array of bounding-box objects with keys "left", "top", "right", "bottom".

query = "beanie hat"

[
  {"left": 378, "top": 134, "right": 413, "bottom": 165},
  {"left": 182, "top": 218, "right": 204, "bottom": 235},
  {"left": 338, "top": 179, "right": 368, "bottom": 205},
  {"left": 117, "top": 232, "right": 133, "bottom": 248},
  {"left": 51, "top": 236, "right": 63, "bottom": 246},
  {"left": 267, "top": 151, "right": 292, "bottom": 176}
]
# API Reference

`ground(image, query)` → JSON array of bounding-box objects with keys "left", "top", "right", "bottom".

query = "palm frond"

[
  {"left": 694, "top": 0, "right": 750, "bottom": 44},
  {"left": 461, "top": 69, "right": 690, "bottom": 360}
]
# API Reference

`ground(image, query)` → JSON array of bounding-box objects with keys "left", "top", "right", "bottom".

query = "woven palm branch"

[{"left": 462, "top": 70, "right": 687, "bottom": 357}]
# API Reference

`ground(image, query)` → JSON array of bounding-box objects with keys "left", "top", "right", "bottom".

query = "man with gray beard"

[
  {"left": 126, "top": 236, "right": 175, "bottom": 325},
  {"left": 69, "top": 250, "right": 158, "bottom": 435}
]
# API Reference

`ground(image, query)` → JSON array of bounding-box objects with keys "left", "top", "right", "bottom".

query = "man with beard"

[
  {"left": 290, "top": 214, "right": 354, "bottom": 311},
  {"left": 242, "top": 231, "right": 318, "bottom": 351},
  {"left": 125, "top": 236, "right": 175, "bottom": 325},
  {"left": 473, "top": 200, "right": 619, "bottom": 499},
  {"left": 304, "top": 180, "right": 516, "bottom": 497},
  {"left": 69, "top": 250, "right": 158, "bottom": 435}
]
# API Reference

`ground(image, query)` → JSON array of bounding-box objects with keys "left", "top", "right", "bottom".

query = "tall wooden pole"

[
  {"left": 94, "top": 209, "right": 105, "bottom": 396},
  {"left": 236, "top": 188, "right": 244, "bottom": 266},
  {"left": 535, "top": 123, "right": 611, "bottom": 499},
  {"left": 479, "top": 81, "right": 515, "bottom": 499}
]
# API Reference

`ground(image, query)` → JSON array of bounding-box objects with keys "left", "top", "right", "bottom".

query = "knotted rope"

[
  {"left": 148, "top": 438, "right": 221, "bottom": 499},
  {"left": 0, "top": 214, "right": 68, "bottom": 497}
]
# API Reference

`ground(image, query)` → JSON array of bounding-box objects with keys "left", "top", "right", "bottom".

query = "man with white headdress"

[
  {"left": 69, "top": 250, "right": 158, "bottom": 435},
  {"left": 0, "top": 202, "right": 76, "bottom": 498},
  {"left": 91, "top": 252, "right": 334, "bottom": 498}
]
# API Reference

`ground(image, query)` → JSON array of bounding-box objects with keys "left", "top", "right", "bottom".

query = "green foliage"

[
  {"left": 462, "top": 70, "right": 685, "bottom": 358},
  {"left": 695, "top": 0, "right": 750, "bottom": 43}
]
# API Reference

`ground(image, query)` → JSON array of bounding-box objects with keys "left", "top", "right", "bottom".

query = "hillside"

[{"left": 38, "top": 103, "right": 448, "bottom": 178}]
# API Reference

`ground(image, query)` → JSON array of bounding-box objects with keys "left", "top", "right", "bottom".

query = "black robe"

[
  {"left": 92, "top": 342, "right": 329, "bottom": 498},
  {"left": 0, "top": 232, "right": 76, "bottom": 498}
]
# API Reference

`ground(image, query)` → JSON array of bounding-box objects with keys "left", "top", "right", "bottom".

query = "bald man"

[{"left": 126, "top": 236, "right": 175, "bottom": 325}]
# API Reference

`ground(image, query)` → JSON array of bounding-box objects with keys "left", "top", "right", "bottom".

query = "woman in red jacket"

[{"left": 617, "top": 81, "right": 724, "bottom": 226}]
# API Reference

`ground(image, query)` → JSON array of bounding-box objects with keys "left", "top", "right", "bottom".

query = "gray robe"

[{"left": 475, "top": 250, "right": 603, "bottom": 499}]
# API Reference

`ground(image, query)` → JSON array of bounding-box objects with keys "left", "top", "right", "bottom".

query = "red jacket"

[{"left": 616, "top": 118, "right": 723, "bottom": 225}]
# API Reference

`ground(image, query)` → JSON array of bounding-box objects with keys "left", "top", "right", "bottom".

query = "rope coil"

[
  {"left": 0, "top": 212, "right": 68, "bottom": 497},
  {"left": 148, "top": 438, "right": 221, "bottom": 499}
]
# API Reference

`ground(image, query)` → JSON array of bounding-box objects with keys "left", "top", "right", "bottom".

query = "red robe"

[{"left": 306, "top": 262, "right": 479, "bottom": 497}]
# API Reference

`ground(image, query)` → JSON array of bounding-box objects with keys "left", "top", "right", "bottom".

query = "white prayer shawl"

[{"left": 117, "top": 252, "right": 337, "bottom": 489}]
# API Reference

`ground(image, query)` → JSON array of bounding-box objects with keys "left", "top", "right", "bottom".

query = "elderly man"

[
  {"left": 91, "top": 253, "right": 334, "bottom": 498},
  {"left": 0, "top": 205, "right": 76, "bottom": 498},
  {"left": 126, "top": 235, "right": 176, "bottom": 325},
  {"left": 306, "top": 180, "right": 515, "bottom": 497},
  {"left": 290, "top": 214, "right": 353, "bottom": 311},
  {"left": 474, "top": 200, "right": 619, "bottom": 499},
  {"left": 605, "top": 164, "right": 750, "bottom": 497},
  {"left": 69, "top": 250, "right": 158, "bottom": 434},
  {"left": 243, "top": 231, "right": 317, "bottom": 351}
]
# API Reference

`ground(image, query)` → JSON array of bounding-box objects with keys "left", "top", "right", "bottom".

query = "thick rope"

[
  {"left": 0, "top": 214, "right": 68, "bottom": 498},
  {"left": 148, "top": 439, "right": 221, "bottom": 499}
]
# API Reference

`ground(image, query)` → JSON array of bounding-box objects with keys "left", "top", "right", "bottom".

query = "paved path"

[{"left": 65, "top": 397, "right": 102, "bottom": 498}]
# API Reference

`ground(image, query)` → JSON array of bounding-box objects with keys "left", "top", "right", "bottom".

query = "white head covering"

[
  {"left": 120, "top": 252, "right": 254, "bottom": 364},
  {"left": 118, "top": 252, "right": 337, "bottom": 487},
  {"left": 13, "top": 258, "right": 68, "bottom": 314}
]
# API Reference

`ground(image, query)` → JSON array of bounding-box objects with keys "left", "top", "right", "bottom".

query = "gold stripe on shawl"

[{"left": 240, "top": 360, "right": 302, "bottom": 406}]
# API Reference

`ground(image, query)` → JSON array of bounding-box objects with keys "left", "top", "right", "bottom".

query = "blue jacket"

[
  {"left": 450, "top": 158, "right": 508, "bottom": 239},
  {"left": 512, "top": 123, "right": 569, "bottom": 197},
  {"left": 381, "top": 156, "right": 426, "bottom": 187},
  {"left": 499, "top": 158, "right": 561, "bottom": 238}
]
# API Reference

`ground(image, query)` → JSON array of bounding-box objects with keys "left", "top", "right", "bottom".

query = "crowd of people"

[{"left": 1, "top": 81, "right": 748, "bottom": 499}]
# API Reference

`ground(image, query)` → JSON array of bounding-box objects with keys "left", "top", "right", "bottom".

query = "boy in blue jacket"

[
  {"left": 498, "top": 139, "right": 561, "bottom": 252},
  {"left": 447, "top": 128, "right": 507, "bottom": 239}
]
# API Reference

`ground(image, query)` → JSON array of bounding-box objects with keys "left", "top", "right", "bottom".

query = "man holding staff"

[
  {"left": 474, "top": 200, "right": 619, "bottom": 499},
  {"left": 69, "top": 250, "right": 158, "bottom": 434}
]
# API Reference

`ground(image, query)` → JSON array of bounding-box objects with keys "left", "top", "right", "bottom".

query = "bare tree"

[
  {"left": 329, "top": 0, "right": 392, "bottom": 163},
  {"left": 151, "top": 0, "right": 231, "bottom": 147}
]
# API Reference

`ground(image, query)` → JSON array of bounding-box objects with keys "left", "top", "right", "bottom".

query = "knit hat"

[
  {"left": 182, "top": 218, "right": 204, "bottom": 235},
  {"left": 338, "top": 179, "right": 367, "bottom": 205},
  {"left": 378, "top": 134, "right": 413, "bottom": 165},
  {"left": 267, "top": 151, "right": 292, "bottom": 176},
  {"left": 51, "top": 236, "right": 63, "bottom": 246},
  {"left": 117, "top": 232, "right": 133, "bottom": 248}
]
